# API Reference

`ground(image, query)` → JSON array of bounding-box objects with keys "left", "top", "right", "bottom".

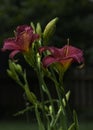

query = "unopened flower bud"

[
  {"left": 37, "top": 53, "right": 41, "bottom": 69},
  {"left": 16, "top": 64, "right": 22, "bottom": 73},
  {"left": 43, "top": 17, "right": 58, "bottom": 45},
  {"left": 62, "top": 91, "right": 70, "bottom": 106},
  {"left": 7, "top": 70, "right": 13, "bottom": 77},
  {"left": 49, "top": 105, "right": 53, "bottom": 114},
  {"left": 36, "top": 22, "right": 42, "bottom": 36},
  {"left": 24, "top": 85, "right": 37, "bottom": 104}
]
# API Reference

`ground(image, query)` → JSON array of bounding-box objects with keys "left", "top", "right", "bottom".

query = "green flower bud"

[
  {"left": 49, "top": 105, "right": 53, "bottom": 115},
  {"left": 9, "top": 60, "right": 15, "bottom": 73},
  {"left": 16, "top": 64, "right": 22, "bottom": 73},
  {"left": 8, "top": 61, "right": 18, "bottom": 78},
  {"left": 36, "top": 53, "right": 41, "bottom": 69},
  {"left": 24, "top": 85, "right": 37, "bottom": 104},
  {"left": 62, "top": 91, "right": 70, "bottom": 106},
  {"left": 8, "top": 60, "right": 24, "bottom": 85},
  {"left": 9, "top": 60, "right": 22, "bottom": 74},
  {"left": 7, "top": 69, "right": 13, "bottom": 77},
  {"left": 30, "top": 22, "right": 35, "bottom": 33},
  {"left": 43, "top": 17, "right": 58, "bottom": 45},
  {"left": 36, "top": 22, "right": 42, "bottom": 35},
  {"left": 7, "top": 69, "right": 19, "bottom": 81}
]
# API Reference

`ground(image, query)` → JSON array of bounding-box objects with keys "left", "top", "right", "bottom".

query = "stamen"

[
  {"left": 65, "top": 38, "right": 70, "bottom": 56},
  {"left": 67, "top": 38, "right": 69, "bottom": 45}
]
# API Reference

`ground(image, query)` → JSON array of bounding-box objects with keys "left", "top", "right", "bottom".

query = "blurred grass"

[
  {"left": 79, "top": 121, "right": 93, "bottom": 130},
  {"left": 0, "top": 120, "right": 93, "bottom": 130},
  {"left": 0, "top": 121, "right": 38, "bottom": 130}
]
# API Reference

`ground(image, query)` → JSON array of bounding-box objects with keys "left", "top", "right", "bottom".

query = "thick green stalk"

[
  {"left": 36, "top": 69, "right": 47, "bottom": 130},
  {"left": 49, "top": 68, "right": 68, "bottom": 130},
  {"left": 36, "top": 53, "right": 56, "bottom": 129},
  {"left": 36, "top": 68, "right": 57, "bottom": 130},
  {"left": 35, "top": 104, "right": 45, "bottom": 130}
]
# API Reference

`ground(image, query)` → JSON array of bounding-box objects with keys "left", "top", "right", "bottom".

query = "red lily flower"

[
  {"left": 2, "top": 25, "right": 39, "bottom": 58},
  {"left": 39, "top": 45, "right": 84, "bottom": 69}
]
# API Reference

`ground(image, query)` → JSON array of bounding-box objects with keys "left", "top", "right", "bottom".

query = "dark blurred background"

[{"left": 0, "top": 0, "right": 93, "bottom": 129}]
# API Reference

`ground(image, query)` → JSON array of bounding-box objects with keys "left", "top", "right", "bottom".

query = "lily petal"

[
  {"left": 9, "top": 50, "right": 20, "bottom": 59},
  {"left": 42, "top": 55, "right": 59, "bottom": 67},
  {"left": 2, "top": 38, "right": 20, "bottom": 51},
  {"left": 39, "top": 45, "right": 84, "bottom": 69},
  {"left": 2, "top": 25, "right": 40, "bottom": 58}
]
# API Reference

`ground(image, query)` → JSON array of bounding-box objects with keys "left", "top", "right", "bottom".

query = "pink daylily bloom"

[
  {"left": 39, "top": 45, "right": 84, "bottom": 68},
  {"left": 2, "top": 25, "right": 39, "bottom": 58}
]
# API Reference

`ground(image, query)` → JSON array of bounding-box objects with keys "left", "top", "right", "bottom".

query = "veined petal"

[
  {"left": 31, "top": 33, "right": 40, "bottom": 43},
  {"left": 60, "top": 58, "right": 73, "bottom": 70},
  {"left": 9, "top": 50, "right": 20, "bottom": 59},
  {"left": 61, "top": 45, "right": 84, "bottom": 63},
  {"left": 16, "top": 25, "right": 33, "bottom": 36},
  {"left": 2, "top": 24, "right": 40, "bottom": 58},
  {"left": 42, "top": 55, "right": 59, "bottom": 67},
  {"left": 2, "top": 38, "right": 20, "bottom": 51},
  {"left": 39, "top": 46, "right": 61, "bottom": 57},
  {"left": 39, "top": 45, "right": 84, "bottom": 68}
]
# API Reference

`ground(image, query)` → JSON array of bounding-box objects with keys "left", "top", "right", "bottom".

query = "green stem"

[
  {"left": 36, "top": 52, "right": 57, "bottom": 129},
  {"left": 42, "top": 79, "right": 57, "bottom": 130},
  {"left": 36, "top": 70, "right": 47, "bottom": 130},
  {"left": 50, "top": 68, "right": 64, "bottom": 108},
  {"left": 59, "top": 72, "right": 72, "bottom": 123},
  {"left": 50, "top": 68, "right": 68, "bottom": 130},
  {"left": 35, "top": 104, "right": 45, "bottom": 130},
  {"left": 37, "top": 69, "right": 57, "bottom": 130}
]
